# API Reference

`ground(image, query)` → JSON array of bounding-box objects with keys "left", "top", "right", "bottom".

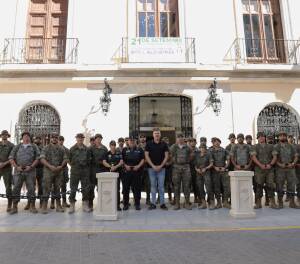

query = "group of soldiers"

[{"left": 0, "top": 128, "right": 300, "bottom": 215}]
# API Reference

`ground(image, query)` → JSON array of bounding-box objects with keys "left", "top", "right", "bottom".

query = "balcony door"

[
  {"left": 26, "top": 0, "right": 68, "bottom": 63},
  {"left": 242, "top": 0, "right": 285, "bottom": 63}
]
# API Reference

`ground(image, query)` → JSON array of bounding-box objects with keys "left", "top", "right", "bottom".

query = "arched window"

[
  {"left": 15, "top": 102, "right": 61, "bottom": 144},
  {"left": 242, "top": 0, "right": 285, "bottom": 63},
  {"left": 137, "top": 0, "right": 179, "bottom": 37},
  {"left": 257, "top": 103, "right": 300, "bottom": 140}
]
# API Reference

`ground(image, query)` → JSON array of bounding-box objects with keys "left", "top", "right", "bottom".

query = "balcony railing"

[
  {"left": 224, "top": 38, "right": 300, "bottom": 65},
  {"left": 112, "top": 37, "right": 196, "bottom": 64},
  {"left": 1, "top": 37, "right": 79, "bottom": 64}
]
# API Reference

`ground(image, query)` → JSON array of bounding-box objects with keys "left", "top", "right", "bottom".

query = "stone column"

[
  {"left": 229, "top": 170, "right": 256, "bottom": 219},
  {"left": 94, "top": 172, "right": 118, "bottom": 221}
]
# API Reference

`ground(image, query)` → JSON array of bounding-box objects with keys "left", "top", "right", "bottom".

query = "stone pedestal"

[
  {"left": 229, "top": 171, "right": 256, "bottom": 219},
  {"left": 94, "top": 172, "right": 118, "bottom": 221}
]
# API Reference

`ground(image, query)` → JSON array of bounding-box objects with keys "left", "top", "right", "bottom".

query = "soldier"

[
  {"left": 89, "top": 136, "right": 95, "bottom": 147},
  {"left": 230, "top": 134, "right": 252, "bottom": 171},
  {"left": 267, "top": 134, "right": 275, "bottom": 145},
  {"left": 33, "top": 136, "right": 44, "bottom": 209},
  {"left": 89, "top": 133, "right": 108, "bottom": 210},
  {"left": 68, "top": 133, "right": 92, "bottom": 214},
  {"left": 251, "top": 132, "right": 278, "bottom": 209},
  {"left": 122, "top": 136, "right": 144, "bottom": 210},
  {"left": 40, "top": 133, "right": 68, "bottom": 214},
  {"left": 210, "top": 138, "right": 231, "bottom": 209},
  {"left": 225, "top": 133, "right": 236, "bottom": 171},
  {"left": 189, "top": 138, "right": 200, "bottom": 203},
  {"left": 288, "top": 135, "right": 295, "bottom": 145},
  {"left": 274, "top": 131, "right": 299, "bottom": 209},
  {"left": 246, "top": 135, "right": 253, "bottom": 145},
  {"left": 194, "top": 143, "right": 214, "bottom": 209},
  {"left": 162, "top": 137, "right": 174, "bottom": 204},
  {"left": 9, "top": 132, "right": 40, "bottom": 214},
  {"left": 103, "top": 140, "right": 123, "bottom": 211},
  {"left": 200, "top": 137, "right": 207, "bottom": 149},
  {"left": 58, "top": 136, "right": 70, "bottom": 208},
  {"left": 0, "top": 130, "right": 15, "bottom": 212},
  {"left": 296, "top": 136, "right": 300, "bottom": 206},
  {"left": 124, "top": 137, "right": 129, "bottom": 148},
  {"left": 170, "top": 133, "right": 193, "bottom": 210},
  {"left": 139, "top": 134, "right": 151, "bottom": 205},
  {"left": 117, "top": 137, "right": 125, "bottom": 153}
]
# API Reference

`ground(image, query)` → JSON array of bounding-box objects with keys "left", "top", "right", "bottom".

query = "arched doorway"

[
  {"left": 129, "top": 94, "right": 192, "bottom": 143},
  {"left": 15, "top": 101, "right": 61, "bottom": 144},
  {"left": 257, "top": 103, "right": 300, "bottom": 141}
]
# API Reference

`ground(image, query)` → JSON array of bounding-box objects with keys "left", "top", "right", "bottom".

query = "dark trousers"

[{"left": 122, "top": 170, "right": 142, "bottom": 206}]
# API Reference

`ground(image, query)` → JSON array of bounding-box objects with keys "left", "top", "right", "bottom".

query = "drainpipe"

[{"left": 232, "top": 0, "right": 241, "bottom": 64}]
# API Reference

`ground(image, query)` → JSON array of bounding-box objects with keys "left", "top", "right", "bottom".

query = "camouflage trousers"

[
  {"left": 296, "top": 167, "right": 300, "bottom": 198},
  {"left": 42, "top": 168, "right": 63, "bottom": 201},
  {"left": 61, "top": 166, "right": 69, "bottom": 201},
  {"left": 164, "top": 165, "right": 173, "bottom": 194},
  {"left": 172, "top": 164, "right": 191, "bottom": 202},
  {"left": 254, "top": 167, "right": 276, "bottom": 198},
  {"left": 190, "top": 165, "right": 200, "bottom": 199},
  {"left": 69, "top": 166, "right": 90, "bottom": 203},
  {"left": 276, "top": 167, "right": 297, "bottom": 198},
  {"left": 0, "top": 167, "right": 13, "bottom": 199},
  {"left": 211, "top": 170, "right": 230, "bottom": 200},
  {"left": 36, "top": 166, "right": 43, "bottom": 199},
  {"left": 12, "top": 169, "right": 36, "bottom": 202},
  {"left": 196, "top": 171, "right": 213, "bottom": 201}
]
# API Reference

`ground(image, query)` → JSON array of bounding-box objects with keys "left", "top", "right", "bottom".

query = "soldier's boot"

[
  {"left": 216, "top": 198, "right": 222, "bottom": 209},
  {"left": 184, "top": 198, "right": 192, "bottom": 210},
  {"left": 223, "top": 200, "right": 231, "bottom": 209},
  {"left": 82, "top": 201, "right": 91, "bottom": 213},
  {"left": 173, "top": 198, "right": 180, "bottom": 210},
  {"left": 265, "top": 196, "right": 270, "bottom": 206},
  {"left": 168, "top": 192, "right": 173, "bottom": 204},
  {"left": 62, "top": 198, "right": 70, "bottom": 208},
  {"left": 41, "top": 201, "right": 48, "bottom": 214},
  {"left": 289, "top": 197, "right": 300, "bottom": 209},
  {"left": 29, "top": 201, "right": 38, "bottom": 214},
  {"left": 254, "top": 198, "right": 262, "bottom": 209},
  {"left": 10, "top": 202, "right": 18, "bottom": 215},
  {"left": 209, "top": 200, "right": 215, "bottom": 210},
  {"left": 39, "top": 200, "right": 43, "bottom": 209},
  {"left": 278, "top": 197, "right": 284, "bottom": 209},
  {"left": 24, "top": 200, "right": 30, "bottom": 210},
  {"left": 88, "top": 200, "right": 93, "bottom": 211},
  {"left": 69, "top": 202, "right": 75, "bottom": 214},
  {"left": 199, "top": 199, "right": 207, "bottom": 209},
  {"left": 56, "top": 200, "right": 65, "bottom": 213},
  {"left": 6, "top": 199, "right": 12, "bottom": 213},
  {"left": 270, "top": 197, "right": 279, "bottom": 209},
  {"left": 50, "top": 199, "right": 55, "bottom": 209}
]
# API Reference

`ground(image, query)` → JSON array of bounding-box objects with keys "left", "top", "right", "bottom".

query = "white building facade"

[{"left": 0, "top": 0, "right": 300, "bottom": 146}]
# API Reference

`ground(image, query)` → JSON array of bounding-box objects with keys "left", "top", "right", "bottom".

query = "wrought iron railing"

[
  {"left": 1, "top": 37, "right": 79, "bottom": 64},
  {"left": 224, "top": 38, "right": 300, "bottom": 65},
  {"left": 112, "top": 37, "right": 196, "bottom": 63}
]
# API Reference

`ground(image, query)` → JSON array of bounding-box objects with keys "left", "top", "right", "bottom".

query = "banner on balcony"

[{"left": 128, "top": 37, "right": 186, "bottom": 63}]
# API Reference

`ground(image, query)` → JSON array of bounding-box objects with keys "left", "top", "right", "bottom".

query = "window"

[
  {"left": 242, "top": 0, "right": 284, "bottom": 62},
  {"left": 26, "top": 0, "right": 69, "bottom": 63},
  {"left": 137, "top": 0, "right": 179, "bottom": 37}
]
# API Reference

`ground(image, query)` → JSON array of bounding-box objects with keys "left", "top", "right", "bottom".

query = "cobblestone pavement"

[{"left": 0, "top": 229, "right": 299, "bottom": 264}]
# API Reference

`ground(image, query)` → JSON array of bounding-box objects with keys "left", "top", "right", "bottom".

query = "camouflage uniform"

[
  {"left": 61, "top": 145, "right": 70, "bottom": 204},
  {"left": 170, "top": 144, "right": 192, "bottom": 209},
  {"left": 230, "top": 143, "right": 252, "bottom": 170},
  {"left": 210, "top": 147, "right": 230, "bottom": 205},
  {"left": 190, "top": 146, "right": 200, "bottom": 203},
  {"left": 40, "top": 144, "right": 68, "bottom": 202},
  {"left": 274, "top": 142, "right": 298, "bottom": 200},
  {"left": 0, "top": 141, "right": 14, "bottom": 201},
  {"left": 35, "top": 143, "right": 44, "bottom": 202},
  {"left": 69, "top": 144, "right": 91, "bottom": 203},
  {"left": 250, "top": 143, "right": 277, "bottom": 200},
  {"left": 89, "top": 144, "right": 108, "bottom": 205},
  {"left": 225, "top": 143, "right": 235, "bottom": 171},
  {"left": 9, "top": 143, "right": 40, "bottom": 203},
  {"left": 194, "top": 151, "right": 214, "bottom": 203}
]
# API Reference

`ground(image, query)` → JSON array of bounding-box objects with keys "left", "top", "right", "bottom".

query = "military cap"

[
  {"left": 118, "top": 137, "right": 125, "bottom": 143},
  {"left": 189, "top": 137, "right": 196, "bottom": 142},
  {"left": 256, "top": 132, "right": 266, "bottom": 139},
  {"left": 213, "top": 137, "right": 221, "bottom": 143},
  {"left": 237, "top": 133, "right": 244, "bottom": 139},
  {"left": 267, "top": 134, "right": 274, "bottom": 139},
  {"left": 0, "top": 130, "right": 11, "bottom": 137},
  {"left": 109, "top": 140, "right": 117, "bottom": 146},
  {"left": 50, "top": 133, "right": 59, "bottom": 138},
  {"left": 176, "top": 132, "right": 184, "bottom": 138},
  {"left": 245, "top": 135, "right": 252, "bottom": 140},
  {"left": 75, "top": 133, "right": 85, "bottom": 139},
  {"left": 211, "top": 137, "right": 217, "bottom": 142},
  {"left": 200, "top": 137, "right": 207, "bottom": 142},
  {"left": 139, "top": 134, "right": 146, "bottom": 138},
  {"left": 277, "top": 131, "right": 287, "bottom": 136},
  {"left": 94, "top": 134, "right": 103, "bottom": 139},
  {"left": 228, "top": 133, "right": 236, "bottom": 139},
  {"left": 124, "top": 137, "right": 129, "bottom": 141},
  {"left": 21, "top": 131, "right": 31, "bottom": 138},
  {"left": 58, "top": 136, "right": 65, "bottom": 141},
  {"left": 199, "top": 143, "right": 207, "bottom": 149}
]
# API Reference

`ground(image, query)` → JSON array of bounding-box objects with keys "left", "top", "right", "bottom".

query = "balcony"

[
  {"left": 224, "top": 38, "right": 300, "bottom": 65},
  {"left": 1, "top": 38, "right": 79, "bottom": 64},
  {"left": 112, "top": 37, "right": 196, "bottom": 64}
]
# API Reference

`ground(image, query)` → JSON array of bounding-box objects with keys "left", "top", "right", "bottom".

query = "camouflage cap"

[
  {"left": 50, "top": 133, "right": 59, "bottom": 138},
  {"left": 200, "top": 137, "right": 207, "bottom": 142},
  {"left": 58, "top": 135, "right": 64, "bottom": 141},
  {"left": 277, "top": 131, "right": 287, "bottom": 136},
  {"left": 199, "top": 143, "right": 207, "bottom": 149},
  {"left": 245, "top": 135, "right": 252, "bottom": 140},
  {"left": 228, "top": 133, "right": 236, "bottom": 139},
  {"left": 75, "top": 133, "right": 85, "bottom": 139},
  {"left": 267, "top": 134, "right": 274, "bottom": 139},
  {"left": 211, "top": 137, "right": 217, "bottom": 142},
  {"left": 237, "top": 133, "right": 244, "bottom": 139},
  {"left": 213, "top": 137, "right": 221, "bottom": 143},
  {"left": 176, "top": 132, "right": 184, "bottom": 138},
  {"left": 256, "top": 132, "right": 266, "bottom": 139},
  {"left": 94, "top": 134, "right": 103, "bottom": 139},
  {"left": 0, "top": 130, "right": 11, "bottom": 137}
]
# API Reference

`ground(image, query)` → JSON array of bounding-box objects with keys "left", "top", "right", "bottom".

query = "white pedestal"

[
  {"left": 229, "top": 171, "right": 256, "bottom": 219},
  {"left": 94, "top": 172, "right": 118, "bottom": 221}
]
